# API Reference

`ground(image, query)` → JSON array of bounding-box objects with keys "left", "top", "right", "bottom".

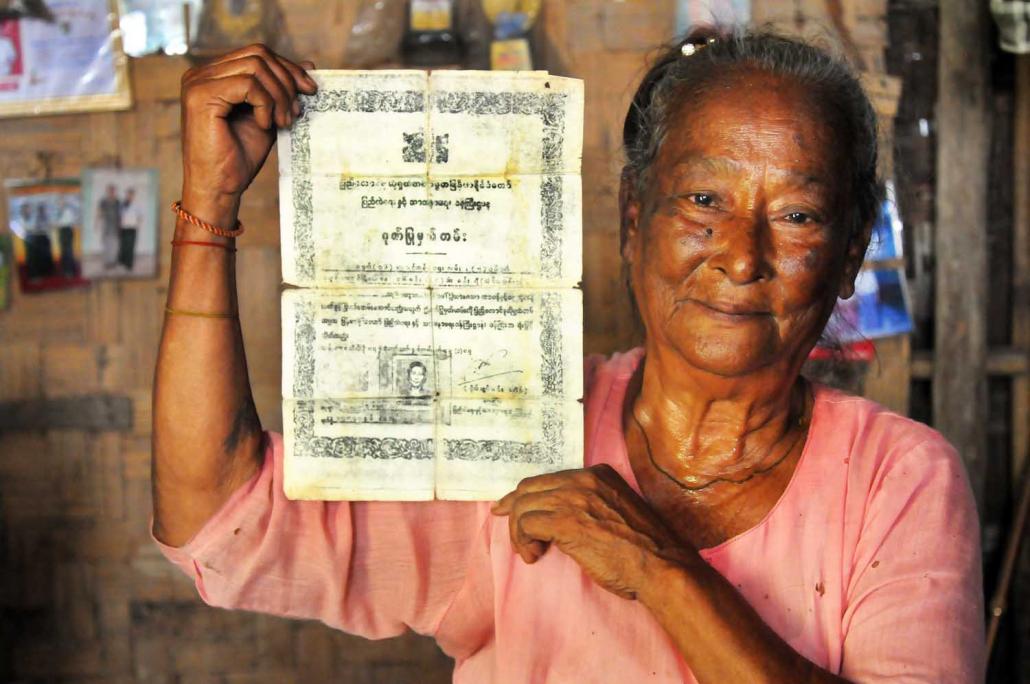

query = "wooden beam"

[
  {"left": 860, "top": 257, "right": 905, "bottom": 272},
  {"left": 934, "top": 0, "right": 991, "bottom": 514},
  {"left": 0, "top": 395, "right": 133, "bottom": 432},
  {"left": 910, "top": 347, "right": 1030, "bottom": 380},
  {"left": 1013, "top": 54, "right": 1030, "bottom": 497}
]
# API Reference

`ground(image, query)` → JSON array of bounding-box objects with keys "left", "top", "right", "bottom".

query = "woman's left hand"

[{"left": 491, "top": 464, "right": 693, "bottom": 600}]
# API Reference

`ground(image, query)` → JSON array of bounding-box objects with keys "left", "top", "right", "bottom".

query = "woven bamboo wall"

[{"left": 0, "top": 1, "right": 927, "bottom": 682}]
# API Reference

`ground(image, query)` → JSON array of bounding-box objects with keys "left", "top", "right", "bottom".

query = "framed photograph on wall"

[
  {"left": 81, "top": 167, "right": 158, "bottom": 279},
  {"left": 0, "top": 0, "right": 132, "bottom": 118},
  {"left": 5, "top": 178, "right": 89, "bottom": 293}
]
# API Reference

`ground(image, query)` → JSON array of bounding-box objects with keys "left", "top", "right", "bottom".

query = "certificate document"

[{"left": 278, "top": 70, "right": 584, "bottom": 500}]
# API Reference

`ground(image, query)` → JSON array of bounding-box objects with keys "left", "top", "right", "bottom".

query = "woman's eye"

[{"left": 688, "top": 193, "right": 716, "bottom": 207}]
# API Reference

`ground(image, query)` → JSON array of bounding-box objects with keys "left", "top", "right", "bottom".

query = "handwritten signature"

[{"left": 460, "top": 349, "right": 524, "bottom": 386}]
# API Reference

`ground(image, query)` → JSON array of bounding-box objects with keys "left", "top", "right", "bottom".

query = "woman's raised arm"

[{"left": 152, "top": 45, "right": 317, "bottom": 547}]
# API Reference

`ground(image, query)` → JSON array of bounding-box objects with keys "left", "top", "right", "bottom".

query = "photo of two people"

[{"left": 81, "top": 167, "right": 158, "bottom": 279}]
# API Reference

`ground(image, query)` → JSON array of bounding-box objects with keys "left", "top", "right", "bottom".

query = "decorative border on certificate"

[
  {"left": 290, "top": 400, "right": 435, "bottom": 461},
  {"left": 292, "top": 296, "right": 317, "bottom": 398},
  {"left": 442, "top": 404, "right": 564, "bottom": 465},
  {"left": 289, "top": 83, "right": 572, "bottom": 466},
  {"left": 307, "top": 431, "right": 434, "bottom": 461},
  {"left": 432, "top": 91, "right": 569, "bottom": 281},
  {"left": 289, "top": 89, "right": 569, "bottom": 281},
  {"left": 539, "top": 175, "right": 563, "bottom": 280},
  {"left": 290, "top": 89, "right": 426, "bottom": 280},
  {"left": 289, "top": 298, "right": 316, "bottom": 456},
  {"left": 539, "top": 292, "right": 564, "bottom": 397},
  {"left": 291, "top": 292, "right": 567, "bottom": 464},
  {"left": 431, "top": 91, "right": 568, "bottom": 171}
]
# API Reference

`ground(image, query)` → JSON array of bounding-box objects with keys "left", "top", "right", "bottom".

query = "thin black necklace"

[{"left": 630, "top": 400, "right": 807, "bottom": 493}]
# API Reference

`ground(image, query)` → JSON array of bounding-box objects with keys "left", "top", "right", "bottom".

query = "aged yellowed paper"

[{"left": 279, "top": 70, "right": 583, "bottom": 500}]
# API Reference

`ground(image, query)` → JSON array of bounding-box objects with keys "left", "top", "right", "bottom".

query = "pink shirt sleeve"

[
  {"left": 840, "top": 431, "right": 985, "bottom": 682},
  {"left": 153, "top": 432, "right": 490, "bottom": 639}
]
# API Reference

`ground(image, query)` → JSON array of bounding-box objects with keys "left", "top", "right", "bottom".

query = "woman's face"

[
  {"left": 622, "top": 70, "right": 868, "bottom": 377},
  {"left": 408, "top": 364, "right": 426, "bottom": 389}
]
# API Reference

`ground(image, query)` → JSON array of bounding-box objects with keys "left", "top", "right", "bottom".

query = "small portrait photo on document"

[
  {"left": 81, "top": 167, "right": 158, "bottom": 279},
  {"left": 397, "top": 357, "right": 434, "bottom": 399}
]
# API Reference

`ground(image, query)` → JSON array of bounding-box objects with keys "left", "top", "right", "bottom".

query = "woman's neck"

[{"left": 631, "top": 341, "right": 809, "bottom": 488}]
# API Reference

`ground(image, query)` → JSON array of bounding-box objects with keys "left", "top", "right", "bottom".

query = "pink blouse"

[{"left": 157, "top": 349, "right": 985, "bottom": 682}]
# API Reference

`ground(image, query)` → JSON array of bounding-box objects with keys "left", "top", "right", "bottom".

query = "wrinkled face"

[{"left": 622, "top": 70, "right": 867, "bottom": 377}]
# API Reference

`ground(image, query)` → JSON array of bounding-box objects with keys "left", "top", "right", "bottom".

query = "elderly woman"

[{"left": 153, "top": 28, "right": 983, "bottom": 683}]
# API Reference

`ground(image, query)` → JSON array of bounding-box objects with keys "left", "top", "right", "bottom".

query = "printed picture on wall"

[
  {"left": 0, "top": 16, "right": 24, "bottom": 79},
  {"left": 0, "top": 233, "right": 12, "bottom": 310},
  {"left": 825, "top": 267, "right": 914, "bottom": 343},
  {"left": 81, "top": 167, "right": 158, "bottom": 279},
  {"left": 865, "top": 180, "right": 903, "bottom": 262},
  {"left": 0, "top": 0, "right": 132, "bottom": 118},
  {"left": 192, "top": 0, "right": 279, "bottom": 55},
  {"left": 5, "top": 178, "right": 89, "bottom": 293}
]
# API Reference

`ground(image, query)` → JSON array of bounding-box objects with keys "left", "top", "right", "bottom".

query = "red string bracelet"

[
  {"left": 171, "top": 239, "right": 237, "bottom": 252},
  {"left": 170, "top": 201, "right": 245, "bottom": 238}
]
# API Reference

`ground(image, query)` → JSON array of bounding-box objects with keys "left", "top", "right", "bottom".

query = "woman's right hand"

[{"left": 179, "top": 44, "right": 317, "bottom": 225}]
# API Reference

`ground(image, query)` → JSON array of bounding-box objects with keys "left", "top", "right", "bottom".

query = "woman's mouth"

[{"left": 683, "top": 298, "right": 771, "bottom": 320}]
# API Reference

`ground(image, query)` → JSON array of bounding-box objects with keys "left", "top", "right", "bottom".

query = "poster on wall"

[
  {"left": 675, "top": 0, "right": 750, "bottom": 32},
  {"left": 81, "top": 167, "right": 159, "bottom": 279},
  {"left": 865, "top": 180, "right": 904, "bottom": 262},
  {"left": 0, "top": 0, "right": 131, "bottom": 118},
  {"left": 0, "top": 233, "right": 12, "bottom": 310},
  {"left": 812, "top": 180, "right": 910, "bottom": 359},
  {"left": 5, "top": 178, "right": 89, "bottom": 292},
  {"left": 117, "top": 0, "right": 196, "bottom": 56},
  {"left": 192, "top": 0, "right": 284, "bottom": 56},
  {"left": 825, "top": 267, "right": 914, "bottom": 343}
]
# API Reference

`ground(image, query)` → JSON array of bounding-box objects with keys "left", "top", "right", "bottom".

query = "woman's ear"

[
  {"left": 838, "top": 218, "right": 873, "bottom": 299},
  {"left": 620, "top": 168, "right": 643, "bottom": 265}
]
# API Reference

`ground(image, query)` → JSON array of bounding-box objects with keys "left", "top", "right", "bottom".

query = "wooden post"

[
  {"left": 1012, "top": 55, "right": 1030, "bottom": 498},
  {"left": 865, "top": 336, "right": 911, "bottom": 415},
  {"left": 934, "top": 0, "right": 991, "bottom": 514}
]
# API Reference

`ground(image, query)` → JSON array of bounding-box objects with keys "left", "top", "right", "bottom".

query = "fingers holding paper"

[{"left": 180, "top": 44, "right": 318, "bottom": 212}]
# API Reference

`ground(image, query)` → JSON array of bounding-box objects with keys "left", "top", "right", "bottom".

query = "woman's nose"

[{"left": 707, "top": 219, "right": 770, "bottom": 284}]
